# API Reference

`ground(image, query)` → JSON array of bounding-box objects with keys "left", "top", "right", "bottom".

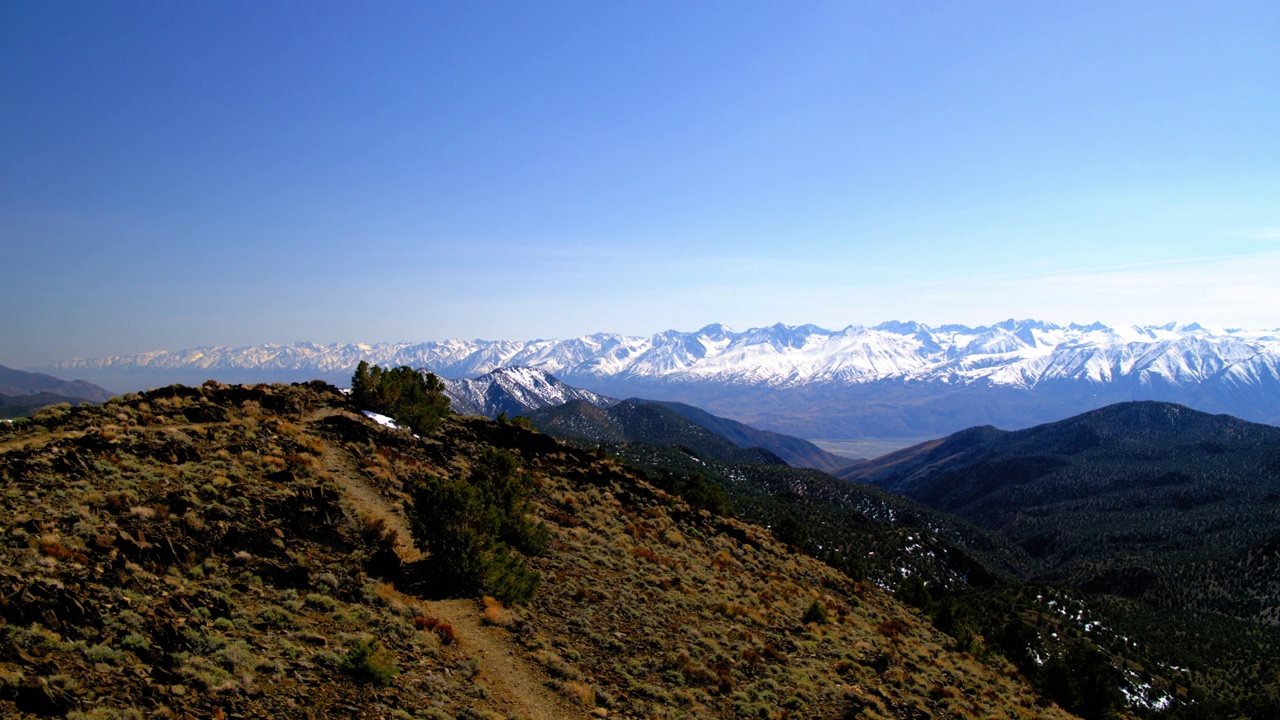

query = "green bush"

[
  {"left": 801, "top": 600, "right": 828, "bottom": 625},
  {"left": 32, "top": 403, "right": 73, "bottom": 425},
  {"left": 119, "top": 633, "right": 151, "bottom": 653},
  {"left": 304, "top": 593, "right": 338, "bottom": 612},
  {"left": 409, "top": 448, "right": 548, "bottom": 603},
  {"left": 85, "top": 643, "right": 128, "bottom": 665}
]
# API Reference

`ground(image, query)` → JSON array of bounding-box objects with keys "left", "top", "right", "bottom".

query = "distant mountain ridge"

[
  {"left": 0, "top": 365, "right": 114, "bottom": 418},
  {"left": 46, "top": 320, "right": 1280, "bottom": 437},
  {"left": 440, "top": 367, "right": 854, "bottom": 472},
  {"left": 0, "top": 365, "right": 113, "bottom": 402}
]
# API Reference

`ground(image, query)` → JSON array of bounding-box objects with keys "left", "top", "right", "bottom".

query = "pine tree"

[{"left": 349, "top": 363, "right": 452, "bottom": 435}]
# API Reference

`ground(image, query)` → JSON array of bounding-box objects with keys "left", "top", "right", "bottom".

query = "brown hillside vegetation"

[{"left": 0, "top": 381, "right": 1076, "bottom": 719}]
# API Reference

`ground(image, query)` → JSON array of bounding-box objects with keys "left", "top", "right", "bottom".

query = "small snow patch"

[{"left": 362, "top": 410, "right": 400, "bottom": 430}]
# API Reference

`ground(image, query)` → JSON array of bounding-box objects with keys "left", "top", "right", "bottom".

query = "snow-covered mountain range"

[{"left": 47, "top": 320, "right": 1280, "bottom": 438}]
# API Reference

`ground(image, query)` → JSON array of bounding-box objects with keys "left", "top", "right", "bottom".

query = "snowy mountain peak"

[
  {"left": 1069, "top": 321, "right": 1107, "bottom": 332},
  {"left": 695, "top": 323, "right": 734, "bottom": 338},
  {"left": 441, "top": 366, "right": 617, "bottom": 418},
  {"left": 874, "top": 320, "right": 927, "bottom": 335}
]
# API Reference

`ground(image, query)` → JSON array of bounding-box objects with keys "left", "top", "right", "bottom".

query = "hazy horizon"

[{"left": 5, "top": 2, "right": 1278, "bottom": 367}]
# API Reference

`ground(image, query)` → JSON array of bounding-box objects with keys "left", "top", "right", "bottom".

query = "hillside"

[
  {"left": 519, "top": 399, "right": 1188, "bottom": 717},
  {"left": 522, "top": 397, "right": 1025, "bottom": 582},
  {"left": 0, "top": 381, "right": 1071, "bottom": 719},
  {"left": 525, "top": 399, "right": 788, "bottom": 468},
  {"left": 524, "top": 394, "right": 1280, "bottom": 715}
]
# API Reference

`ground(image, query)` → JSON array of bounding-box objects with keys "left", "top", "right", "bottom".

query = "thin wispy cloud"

[{"left": 1241, "top": 228, "right": 1280, "bottom": 241}]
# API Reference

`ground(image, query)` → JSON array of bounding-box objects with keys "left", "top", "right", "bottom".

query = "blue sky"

[{"left": 3, "top": 1, "right": 1278, "bottom": 366}]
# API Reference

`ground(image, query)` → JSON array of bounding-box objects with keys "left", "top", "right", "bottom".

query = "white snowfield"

[{"left": 54, "top": 320, "right": 1280, "bottom": 392}]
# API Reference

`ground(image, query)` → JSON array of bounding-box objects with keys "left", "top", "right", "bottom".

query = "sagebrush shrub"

[{"left": 338, "top": 638, "right": 398, "bottom": 686}]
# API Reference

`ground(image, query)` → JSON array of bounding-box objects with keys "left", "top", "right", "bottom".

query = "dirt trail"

[
  {"left": 304, "top": 409, "right": 583, "bottom": 718},
  {"left": 429, "top": 599, "right": 584, "bottom": 720},
  {"left": 302, "top": 407, "right": 423, "bottom": 561}
]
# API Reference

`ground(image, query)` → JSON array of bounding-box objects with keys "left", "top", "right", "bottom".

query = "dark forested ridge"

[
  {"left": 839, "top": 401, "right": 1280, "bottom": 613},
  {"left": 437, "top": 366, "right": 856, "bottom": 472}
]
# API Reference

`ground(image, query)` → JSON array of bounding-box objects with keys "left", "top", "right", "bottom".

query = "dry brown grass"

[
  {"left": 562, "top": 680, "right": 596, "bottom": 707},
  {"left": 481, "top": 596, "right": 510, "bottom": 627}
]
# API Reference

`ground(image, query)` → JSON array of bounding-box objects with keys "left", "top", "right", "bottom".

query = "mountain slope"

[
  {"left": 48, "top": 320, "right": 1280, "bottom": 438},
  {"left": 0, "top": 381, "right": 1072, "bottom": 719},
  {"left": 519, "top": 393, "right": 1025, "bottom": 583},
  {"left": 650, "top": 399, "right": 856, "bottom": 472},
  {"left": 525, "top": 398, "right": 787, "bottom": 467},
  {"left": 536, "top": 397, "right": 1280, "bottom": 716},
  {"left": 833, "top": 402, "right": 1280, "bottom": 716}
]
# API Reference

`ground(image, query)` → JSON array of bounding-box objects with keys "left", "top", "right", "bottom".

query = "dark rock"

[{"left": 15, "top": 678, "right": 72, "bottom": 716}]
